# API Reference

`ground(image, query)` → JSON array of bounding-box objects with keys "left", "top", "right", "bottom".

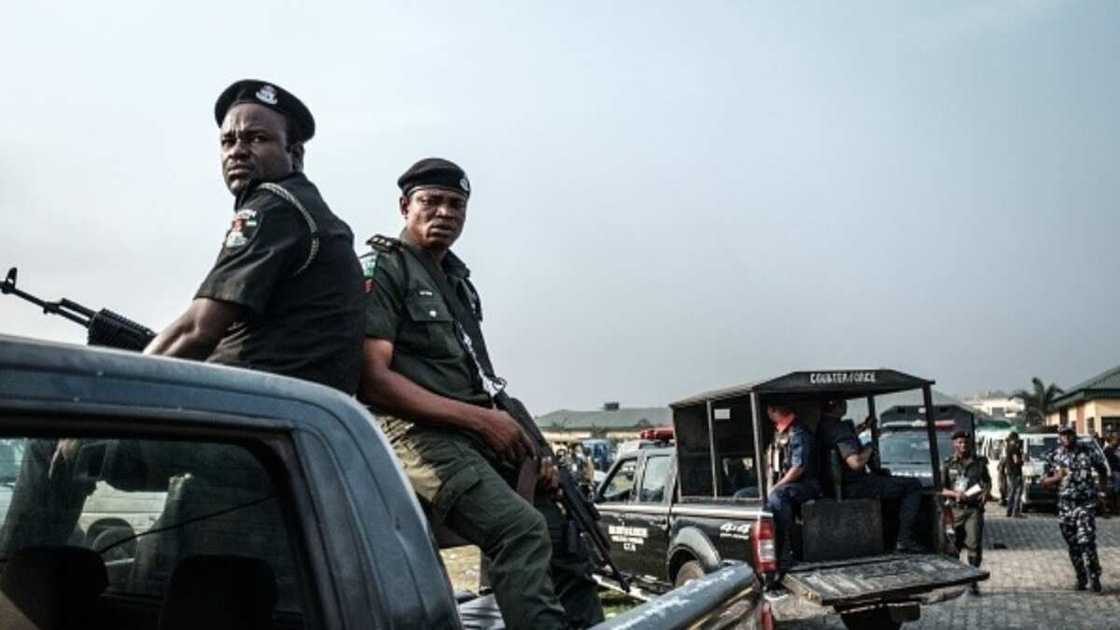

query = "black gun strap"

[{"left": 397, "top": 241, "right": 504, "bottom": 390}]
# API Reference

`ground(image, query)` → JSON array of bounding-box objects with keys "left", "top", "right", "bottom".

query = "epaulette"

[{"left": 366, "top": 234, "right": 400, "bottom": 253}]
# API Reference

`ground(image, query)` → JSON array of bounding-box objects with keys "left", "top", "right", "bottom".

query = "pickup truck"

[
  {"left": 0, "top": 335, "right": 761, "bottom": 630},
  {"left": 592, "top": 369, "right": 989, "bottom": 630}
]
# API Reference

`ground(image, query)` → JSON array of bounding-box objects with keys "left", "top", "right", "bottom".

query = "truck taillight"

[{"left": 754, "top": 517, "right": 777, "bottom": 574}]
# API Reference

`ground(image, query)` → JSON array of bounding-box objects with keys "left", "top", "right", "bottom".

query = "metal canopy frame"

[{"left": 672, "top": 369, "right": 943, "bottom": 500}]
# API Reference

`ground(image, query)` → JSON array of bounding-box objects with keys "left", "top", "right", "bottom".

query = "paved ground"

[
  {"left": 776, "top": 511, "right": 1120, "bottom": 629},
  {"left": 441, "top": 511, "right": 1120, "bottom": 627}
]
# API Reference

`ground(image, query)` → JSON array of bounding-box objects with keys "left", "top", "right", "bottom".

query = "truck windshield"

[{"left": 879, "top": 430, "right": 954, "bottom": 465}]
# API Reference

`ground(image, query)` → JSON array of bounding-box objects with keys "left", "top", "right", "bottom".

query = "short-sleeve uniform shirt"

[
  {"left": 781, "top": 422, "right": 818, "bottom": 480},
  {"left": 361, "top": 233, "right": 491, "bottom": 407},
  {"left": 818, "top": 418, "right": 866, "bottom": 483},
  {"left": 941, "top": 455, "right": 990, "bottom": 508},
  {"left": 196, "top": 173, "right": 364, "bottom": 394},
  {"left": 1043, "top": 445, "right": 1108, "bottom": 504}
]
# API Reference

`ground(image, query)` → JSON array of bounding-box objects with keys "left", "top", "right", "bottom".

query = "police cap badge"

[{"left": 214, "top": 79, "right": 316, "bottom": 142}]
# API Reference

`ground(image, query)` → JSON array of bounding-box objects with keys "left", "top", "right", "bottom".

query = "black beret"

[
  {"left": 951, "top": 430, "right": 969, "bottom": 440},
  {"left": 398, "top": 158, "right": 471, "bottom": 198},
  {"left": 214, "top": 79, "right": 315, "bottom": 142},
  {"left": 1058, "top": 426, "right": 1076, "bottom": 436}
]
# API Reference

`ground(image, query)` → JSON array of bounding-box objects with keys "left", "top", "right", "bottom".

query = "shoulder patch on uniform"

[
  {"left": 360, "top": 251, "right": 379, "bottom": 294},
  {"left": 224, "top": 208, "right": 260, "bottom": 248},
  {"left": 366, "top": 234, "right": 400, "bottom": 253}
]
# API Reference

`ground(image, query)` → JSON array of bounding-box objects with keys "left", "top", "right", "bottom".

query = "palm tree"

[{"left": 1010, "top": 377, "right": 1064, "bottom": 428}]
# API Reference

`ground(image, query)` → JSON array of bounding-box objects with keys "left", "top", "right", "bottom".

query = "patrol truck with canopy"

[{"left": 593, "top": 368, "right": 988, "bottom": 630}]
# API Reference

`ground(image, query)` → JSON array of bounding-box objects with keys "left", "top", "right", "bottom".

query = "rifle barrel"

[{"left": 2, "top": 270, "right": 92, "bottom": 327}]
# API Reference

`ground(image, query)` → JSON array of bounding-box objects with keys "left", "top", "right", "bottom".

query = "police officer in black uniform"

[
  {"left": 146, "top": 79, "right": 364, "bottom": 388},
  {"left": 0, "top": 81, "right": 365, "bottom": 605},
  {"left": 817, "top": 400, "right": 924, "bottom": 552}
]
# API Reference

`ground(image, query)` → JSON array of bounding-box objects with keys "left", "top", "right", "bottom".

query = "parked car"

[
  {"left": 1011, "top": 431, "right": 1111, "bottom": 511},
  {"left": 0, "top": 335, "right": 756, "bottom": 629},
  {"left": 594, "top": 369, "right": 987, "bottom": 630}
]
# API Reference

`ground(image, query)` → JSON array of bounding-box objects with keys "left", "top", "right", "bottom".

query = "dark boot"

[
  {"left": 1076, "top": 576, "right": 1088, "bottom": 591},
  {"left": 968, "top": 555, "right": 981, "bottom": 595},
  {"left": 1091, "top": 578, "right": 1102, "bottom": 593}
]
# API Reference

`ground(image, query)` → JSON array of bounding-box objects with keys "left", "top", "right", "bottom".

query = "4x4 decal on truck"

[{"left": 719, "top": 522, "right": 751, "bottom": 541}]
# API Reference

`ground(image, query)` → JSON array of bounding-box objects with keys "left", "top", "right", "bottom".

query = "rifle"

[
  {"left": 1, "top": 267, "right": 156, "bottom": 351},
  {"left": 495, "top": 391, "right": 631, "bottom": 593}
]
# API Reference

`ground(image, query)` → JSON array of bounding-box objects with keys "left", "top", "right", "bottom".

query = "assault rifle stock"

[
  {"left": 1, "top": 267, "right": 156, "bottom": 351},
  {"left": 495, "top": 391, "right": 631, "bottom": 593}
]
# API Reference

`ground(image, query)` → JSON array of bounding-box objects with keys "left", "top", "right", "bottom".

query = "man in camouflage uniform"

[
  {"left": 357, "top": 158, "right": 602, "bottom": 629},
  {"left": 1042, "top": 426, "right": 1110, "bottom": 593},
  {"left": 940, "top": 430, "right": 990, "bottom": 595}
]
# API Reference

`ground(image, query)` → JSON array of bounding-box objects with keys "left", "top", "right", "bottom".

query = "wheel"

[
  {"left": 91, "top": 525, "right": 137, "bottom": 561},
  {"left": 673, "top": 560, "right": 705, "bottom": 588},
  {"left": 841, "top": 608, "right": 902, "bottom": 630}
]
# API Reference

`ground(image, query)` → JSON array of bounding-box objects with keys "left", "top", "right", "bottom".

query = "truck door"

[
  {"left": 630, "top": 453, "right": 674, "bottom": 581},
  {"left": 595, "top": 455, "right": 640, "bottom": 574}
]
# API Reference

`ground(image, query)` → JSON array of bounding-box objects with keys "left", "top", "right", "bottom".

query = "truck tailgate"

[{"left": 782, "top": 554, "right": 987, "bottom": 606}]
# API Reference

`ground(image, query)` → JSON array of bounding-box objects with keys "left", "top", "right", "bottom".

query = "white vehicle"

[
  {"left": 615, "top": 438, "right": 659, "bottom": 458},
  {"left": 978, "top": 429, "right": 1013, "bottom": 502},
  {"left": 984, "top": 432, "right": 1110, "bottom": 510}
]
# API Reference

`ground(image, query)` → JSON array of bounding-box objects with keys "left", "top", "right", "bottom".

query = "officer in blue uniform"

[{"left": 766, "top": 403, "right": 820, "bottom": 570}]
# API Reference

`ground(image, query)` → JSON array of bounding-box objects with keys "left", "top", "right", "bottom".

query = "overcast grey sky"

[{"left": 2, "top": 1, "right": 1118, "bottom": 413}]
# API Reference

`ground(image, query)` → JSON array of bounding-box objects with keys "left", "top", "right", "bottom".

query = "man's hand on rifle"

[
  {"left": 476, "top": 407, "right": 536, "bottom": 463},
  {"left": 537, "top": 456, "right": 562, "bottom": 497}
]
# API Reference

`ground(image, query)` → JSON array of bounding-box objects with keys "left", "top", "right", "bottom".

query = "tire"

[
  {"left": 841, "top": 608, "right": 902, "bottom": 630},
  {"left": 91, "top": 525, "right": 137, "bottom": 561},
  {"left": 673, "top": 560, "right": 705, "bottom": 588}
]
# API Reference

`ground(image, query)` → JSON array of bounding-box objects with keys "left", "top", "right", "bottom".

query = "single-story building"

[
  {"left": 534, "top": 402, "right": 671, "bottom": 443},
  {"left": 1046, "top": 364, "right": 1120, "bottom": 436}
]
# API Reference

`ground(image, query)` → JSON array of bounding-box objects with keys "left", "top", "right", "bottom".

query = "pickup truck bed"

[{"left": 782, "top": 554, "right": 986, "bottom": 606}]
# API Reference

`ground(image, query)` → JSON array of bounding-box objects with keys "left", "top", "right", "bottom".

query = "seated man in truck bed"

[
  {"left": 766, "top": 404, "right": 821, "bottom": 571},
  {"left": 817, "top": 400, "right": 924, "bottom": 553}
]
